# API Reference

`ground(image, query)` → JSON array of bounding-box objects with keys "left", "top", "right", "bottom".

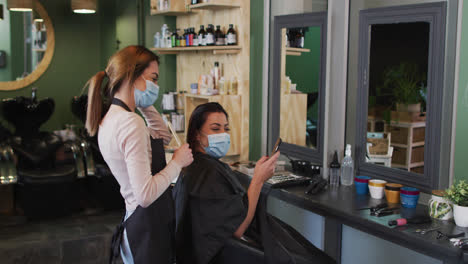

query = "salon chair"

[
  {"left": 1, "top": 88, "right": 77, "bottom": 220},
  {"left": 71, "top": 95, "right": 124, "bottom": 210}
]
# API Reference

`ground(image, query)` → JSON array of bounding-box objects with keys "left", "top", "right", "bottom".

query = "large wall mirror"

[
  {"left": 349, "top": 1, "right": 456, "bottom": 191},
  {"left": 270, "top": 10, "right": 327, "bottom": 164},
  {"left": 0, "top": 0, "right": 55, "bottom": 91}
]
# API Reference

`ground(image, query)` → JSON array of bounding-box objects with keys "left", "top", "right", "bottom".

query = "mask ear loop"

[{"left": 198, "top": 131, "right": 209, "bottom": 148}]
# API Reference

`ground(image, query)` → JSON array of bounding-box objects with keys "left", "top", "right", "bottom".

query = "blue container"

[
  {"left": 400, "top": 192, "right": 420, "bottom": 208},
  {"left": 354, "top": 176, "right": 371, "bottom": 195}
]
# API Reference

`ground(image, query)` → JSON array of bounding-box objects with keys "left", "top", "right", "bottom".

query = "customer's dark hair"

[{"left": 186, "top": 102, "right": 229, "bottom": 150}]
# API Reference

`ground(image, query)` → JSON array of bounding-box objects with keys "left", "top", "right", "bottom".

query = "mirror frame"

[
  {"left": 269, "top": 12, "right": 327, "bottom": 164},
  {"left": 0, "top": 0, "right": 55, "bottom": 91},
  {"left": 354, "top": 2, "right": 447, "bottom": 191}
]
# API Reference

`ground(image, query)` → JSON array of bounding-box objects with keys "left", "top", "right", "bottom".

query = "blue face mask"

[
  {"left": 203, "top": 132, "right": 231, "bottom": 159},
  {"left": 134, "top": 77, "right": 159, "bottom": 108}
]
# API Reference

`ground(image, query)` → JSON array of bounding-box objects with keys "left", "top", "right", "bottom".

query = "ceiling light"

[
  {"left": 71, "top": 0, "right": 97, "bottom": 14},
  {"left": 7, "top": 0, "right": 33, "bottom": 12}
]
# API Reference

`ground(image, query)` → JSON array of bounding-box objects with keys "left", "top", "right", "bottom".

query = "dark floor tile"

[
  {"left": 0, "top": 241, "right": 61, "bottom": 264},
  {"left": 61, "top": 236, "right": 109, "bottom": 264}
]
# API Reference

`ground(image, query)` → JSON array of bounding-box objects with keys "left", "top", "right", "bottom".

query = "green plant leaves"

[{"left": 445, "top": 180, "right": 468, "bottom": 206}]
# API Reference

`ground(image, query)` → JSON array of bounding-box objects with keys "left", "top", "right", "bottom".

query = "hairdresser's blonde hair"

[{"left": 85, "top": 45, "right": 159, "bottom": 136}]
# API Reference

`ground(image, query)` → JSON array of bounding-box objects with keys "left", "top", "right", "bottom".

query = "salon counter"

[{"left": 234, "top": 171, "right": 468, "bottom": 264}]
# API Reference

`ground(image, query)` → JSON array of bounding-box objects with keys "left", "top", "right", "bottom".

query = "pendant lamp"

[
  {"left": 7, "top": 0, "right": 33, "bottom": 12},
  {"left": 71, "top": 0, "right": 97, "bottom": 14},
  {"left": 32, "top": 10, "right": 43, "bottom": 22}
]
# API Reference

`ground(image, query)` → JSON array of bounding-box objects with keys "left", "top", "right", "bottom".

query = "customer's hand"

[
  {"left": 252, "top": 151, "right": 280, "bottom": 183},
  {"left": 172, "top": 144, "right": 194, "bottom": 168}
]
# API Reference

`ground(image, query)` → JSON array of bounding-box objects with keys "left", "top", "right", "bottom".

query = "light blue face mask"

[
  {"left": 203, "top": 132, "right": 231, "bottom": 159},
  {"left": 134, "top": 77, "right": 159, "bottom": 108}
]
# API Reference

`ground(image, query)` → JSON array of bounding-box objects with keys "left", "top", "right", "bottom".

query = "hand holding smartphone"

[{"left": 270, "top": 137, "right": 282, "bottom": 157}]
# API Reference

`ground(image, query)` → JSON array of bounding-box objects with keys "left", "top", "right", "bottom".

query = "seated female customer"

[{"left": 174, "top": 102, "right": 335, "bottom": 264}]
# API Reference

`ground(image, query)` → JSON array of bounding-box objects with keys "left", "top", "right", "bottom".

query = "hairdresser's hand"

[
  {"left": 172, "top": 144, "right": 193, "bottom": 168},
  {"left": 252, "top": 151, "right": 280, "bottom": 184}
]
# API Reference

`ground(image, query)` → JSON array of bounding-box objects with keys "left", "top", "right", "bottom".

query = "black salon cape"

[{"left": 173, "top": 152, "right": 336, "bottom": 264}]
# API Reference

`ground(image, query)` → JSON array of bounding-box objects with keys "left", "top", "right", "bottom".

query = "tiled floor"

[{"left": 0, "top": 211, "right": 123, "bottom": 264}]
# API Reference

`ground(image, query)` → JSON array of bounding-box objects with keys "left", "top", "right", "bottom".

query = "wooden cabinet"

[
  {"left": 280, "top": 94, "right": 308, "bottom": 146},
  {"left": 150, "top": 0, "right": 250, "bottom": 160},
  {"left": 389, "top": 121, "right": 425, "bottom": 172}
]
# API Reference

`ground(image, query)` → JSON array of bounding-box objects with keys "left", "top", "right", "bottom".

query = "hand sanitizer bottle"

[{"left": 341, "top": 144, "right": 354, "bottom": 186}]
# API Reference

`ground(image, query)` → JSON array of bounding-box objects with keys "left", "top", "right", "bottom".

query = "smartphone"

[{"left": 270, "top": 137, "right": 282, "bottom": 157}]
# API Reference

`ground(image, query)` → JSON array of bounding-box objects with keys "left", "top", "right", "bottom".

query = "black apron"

[{"left": 109, "top": 98, "right": 175, "bottom": 264}]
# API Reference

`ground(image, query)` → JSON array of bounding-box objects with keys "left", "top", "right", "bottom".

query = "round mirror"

[{"left": 0, "top": 0, "right": 55, "bottom": 91}]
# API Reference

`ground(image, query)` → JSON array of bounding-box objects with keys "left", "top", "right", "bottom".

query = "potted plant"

[
  {"left": 445, "top": 180, "right": 468, "bottom": 227},
  {"left": 380, "top": 62, "right": 426, "bottom": 113}
]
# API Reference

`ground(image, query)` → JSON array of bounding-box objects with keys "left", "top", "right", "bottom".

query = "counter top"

[{"left": 234, "top": 171, "right": 468, "bottom": 263}]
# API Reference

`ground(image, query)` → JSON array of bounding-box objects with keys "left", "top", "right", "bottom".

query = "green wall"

[
  {"left": 0, "top": 0, "right": 117, "bottom": 132},
  {"left": 454, "top": 3, "right": 468, "bottom": 182},
  {"left": 285, "top": 27, "right": 321, "bottom": 94},
  {"left": 0, "top": 0, "right": 12, "bottom": 81},
  {"left": 285, "top": 26, "right": 321, "bottom": 122},
  {"left": 249, "top": 0, "right": 264, "bottom": 160}
]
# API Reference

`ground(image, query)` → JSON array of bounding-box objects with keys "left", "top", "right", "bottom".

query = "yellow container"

[{"left": 385, "top": 183, "right": 403, "bottom": 204}]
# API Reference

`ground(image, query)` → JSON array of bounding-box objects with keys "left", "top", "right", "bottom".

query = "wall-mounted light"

[
  {"left": 71, "top": 0, "right": 97, "bottom": 14},
  {"left": 0, "top": 4, "right": 4, "bottom": 20},
  {"left": 7, "top": 0, "right": 33, "bottom": 12}
]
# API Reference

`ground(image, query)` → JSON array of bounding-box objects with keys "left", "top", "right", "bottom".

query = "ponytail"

[{"left": 85, "top": 71, "right": 107, "bottom": 136}]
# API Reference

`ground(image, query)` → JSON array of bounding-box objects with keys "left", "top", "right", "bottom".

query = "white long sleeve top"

[{"left": 98, "top": 105, "right": 181, "bottom": 211}]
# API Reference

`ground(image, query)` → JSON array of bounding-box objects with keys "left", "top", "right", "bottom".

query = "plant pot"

[
  {"left": 396, "top": 103, "right": 421, "bottom": 113},
  {"left": 429, "top": 191, "right": 453, "bottom": 220},
  {"left": 453, "top": 204, "right": 468, "bottom": 227}
]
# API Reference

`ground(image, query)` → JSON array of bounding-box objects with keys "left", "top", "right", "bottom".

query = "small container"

[
  {"left": 329, "top": 151, "right": 340, "bottom": 186},
  {"left": 229, "top": 76, "right": 238, "bottom": 95},
  {"left": 368, "top": 179, "right": 386, "bottom": 199},
  {"left": 385, "top": 183, "right": 403, "bottom": 204},
  {"left": 400, "top": 187, "right": 420, "bottom": 208},
  {"left": 429, "top": 190, "right": 453, "bottom": 220},
  {"left": 354, "top": 176, "right": 370, "bottom": 195},
  {"left": 190, "top": 83, "right": 198, "bottom": 94},
  {"left": 218, "top": 77, "right": 227, "bottom": 95}
]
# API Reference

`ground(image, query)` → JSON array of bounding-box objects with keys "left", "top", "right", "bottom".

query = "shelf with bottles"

[
  {"left": 32, "top": 48, "right": 46, "bottom": 52},
  {"left": 152, "top": 24, "right": 239, "bottom": 54},
  {"left": 189, "top": 2, "right": 241, "bottom": 10},
  {"left": 150, "top": 45, "right": 242, "bottom": 55}
]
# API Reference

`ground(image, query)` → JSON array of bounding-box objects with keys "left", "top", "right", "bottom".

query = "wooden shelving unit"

[
  {"left": 150, "top": 45, "right": 242, "bottom": 55},
  {"left": 150, "top": 10, "right": 190, "bottom": 15},
  {"left": 285, "top": 47, "right": 310, "bottom": 56},
  {"left": 389, "top": 121, "right": 426, "bottom": 172},
  {"left": 189, "top": 2, "right": 241, "bottom": 10},
  {"left": 149, "top": 0, "right": 250, "bottom": 160},
  {"left": 150, "top": 0, "right": 189, "bottom": 16}
]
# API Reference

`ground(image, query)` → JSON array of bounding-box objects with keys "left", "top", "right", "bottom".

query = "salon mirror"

[
  {"left": 270, "top": 4, "right": 327, "bottom": 164},
  {"left": 280, "top": 25, "right": 322, "bottom": 149},
  {"left": 0, "top": 0, "right": 55, "bottom": 91},
  {"left": 349, "top": 0, "right": 452, "bottom": 190}
]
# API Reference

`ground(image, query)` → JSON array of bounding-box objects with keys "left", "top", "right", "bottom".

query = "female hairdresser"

[{"left": 85, "top": 45, "right": 193, "bottom": 264}]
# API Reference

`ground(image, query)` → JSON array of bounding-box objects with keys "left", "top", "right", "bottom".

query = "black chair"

[
  {"left": 71, "top": 95, "right": 124, "bottom": 211},
  {"left": 1, "top": 88, "right": 78, "bottom": 220}
]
